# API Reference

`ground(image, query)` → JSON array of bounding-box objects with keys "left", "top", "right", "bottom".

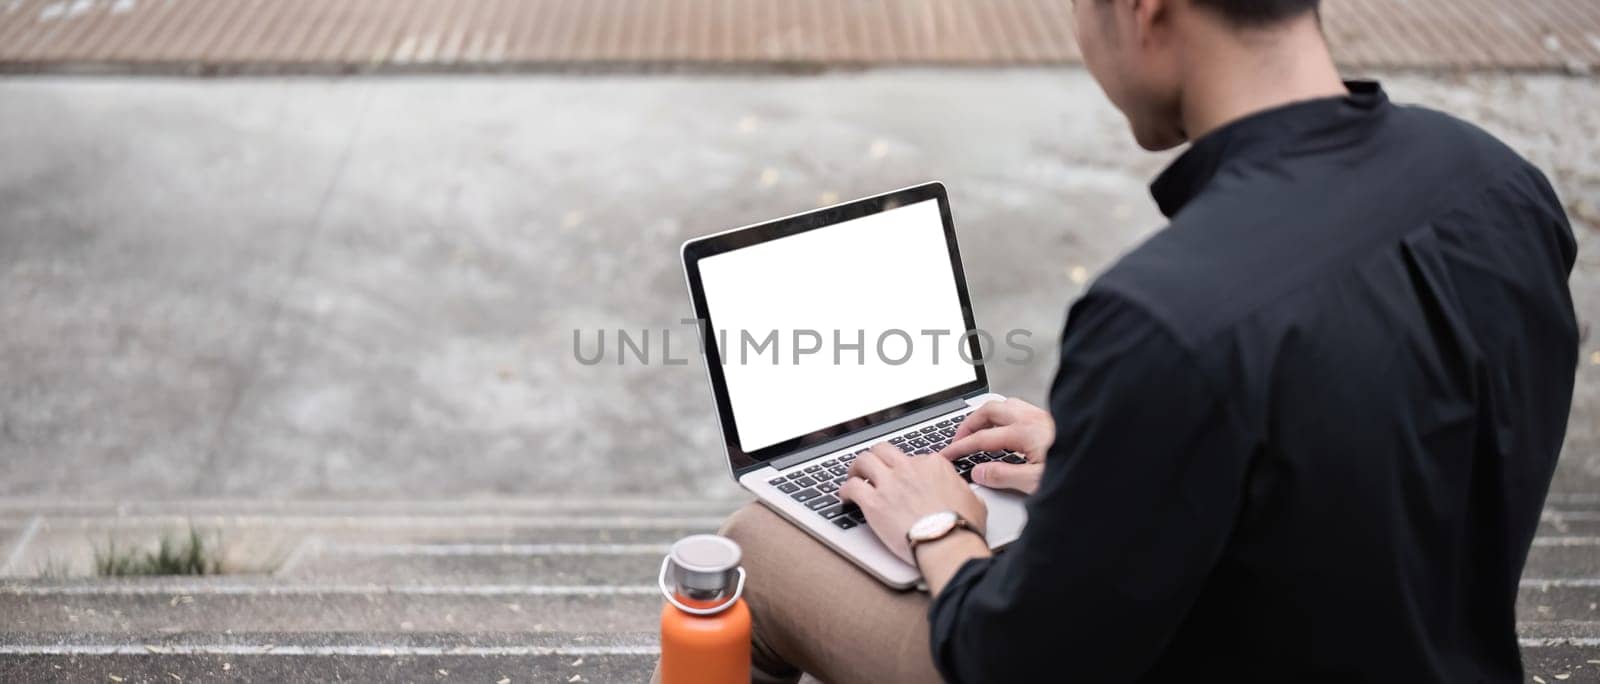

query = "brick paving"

[{"left": 0, "top": 0, "right": 1597, "bottom": 73}]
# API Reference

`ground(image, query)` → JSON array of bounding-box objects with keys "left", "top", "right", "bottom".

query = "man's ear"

[{"left": 1130, "top": 0, "right": 1173, "bottom": 49}]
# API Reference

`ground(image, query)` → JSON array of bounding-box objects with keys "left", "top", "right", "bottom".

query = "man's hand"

[
  {"left": 941, "top": 398, "right": 1055, "bottom": 495},
  {"left": 841, "top": 444, "right": 988, "bottom": 566}
]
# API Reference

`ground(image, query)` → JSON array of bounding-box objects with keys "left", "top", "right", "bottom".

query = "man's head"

[{"left": 1073, "top": 0, "right": 1325, "bottom": 150}]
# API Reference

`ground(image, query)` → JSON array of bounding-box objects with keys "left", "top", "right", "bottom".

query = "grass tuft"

[
  {"left": 94, "top": 525, "right": 224, "bottom": 577},
  {"left": 34, "top": 556, "right": 71, "bottom": 580}
]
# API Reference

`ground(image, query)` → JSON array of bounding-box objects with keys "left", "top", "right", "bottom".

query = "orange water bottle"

[{"left": 658, "top": 534, "right": 751, "bottom": 684}]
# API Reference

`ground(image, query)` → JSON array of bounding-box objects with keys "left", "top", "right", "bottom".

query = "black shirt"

[{"left": 929, "top": 82, "right": 1579, "bottom": 681}]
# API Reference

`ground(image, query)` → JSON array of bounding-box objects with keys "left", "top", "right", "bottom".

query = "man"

[{"left": 710, "top": 0, "right": 1578, "bottom": 681}]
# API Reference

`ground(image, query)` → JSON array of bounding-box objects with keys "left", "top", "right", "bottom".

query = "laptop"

[{"left": 680, "top": 181, "right": 1029, "bottom": 589}]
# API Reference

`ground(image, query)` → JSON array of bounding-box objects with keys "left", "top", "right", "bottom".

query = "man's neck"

[{"left": 1175, "top": 12, "right": 1347, "bottom": 142}]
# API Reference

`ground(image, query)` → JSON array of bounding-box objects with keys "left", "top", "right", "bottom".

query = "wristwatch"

[{"left": 906, "top": 511, "right": 978, "bottom": 557}]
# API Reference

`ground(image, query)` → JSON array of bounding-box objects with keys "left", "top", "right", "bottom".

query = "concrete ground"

[
  {"left": 2, "top": 68, "right": 1599, "bottom": 679},
  {"left": 2, "top": 69, "right": 1597, "bottom": 501}
]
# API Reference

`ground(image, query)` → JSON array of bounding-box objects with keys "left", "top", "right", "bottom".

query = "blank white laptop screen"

[{"left": 697, "top": 199, "right": 977, "bottom": 452}]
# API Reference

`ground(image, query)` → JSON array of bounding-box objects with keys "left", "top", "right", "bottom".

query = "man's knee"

[
  {"left": 717, "top": 502, "right": 817, "bottom": 594},
  {"left": 718, "top": 501, "right": 786, "bottom": 552}
]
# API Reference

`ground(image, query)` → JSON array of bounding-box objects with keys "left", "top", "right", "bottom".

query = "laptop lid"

[{"left": 681, "top": 182, "right": 988, "bottom": 477}]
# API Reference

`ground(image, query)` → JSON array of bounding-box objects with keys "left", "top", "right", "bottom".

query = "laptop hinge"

[{"left": 767, "top": 397, "right": 970, "bottom": 472}]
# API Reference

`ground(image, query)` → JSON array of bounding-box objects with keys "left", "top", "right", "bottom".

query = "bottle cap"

[{"left": 658, "top": 534, "right": 745, "bottom": 616}]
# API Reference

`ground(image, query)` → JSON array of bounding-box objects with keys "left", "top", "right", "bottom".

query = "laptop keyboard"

[{"left": 763, "top": 412, "right": 1026, "bottom": 531}]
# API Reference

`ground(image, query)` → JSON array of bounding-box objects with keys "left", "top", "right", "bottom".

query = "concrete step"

[
  {"left": 0, "top": 651, "right": 654, "bottom": 684},
  {"left": 6, "top": 498, "right": 1593, "bottom": 575},
  {"left": 283, "top": 546, "right": 663, "bottom": 585},
  {"left": 3, "top": 578, "right": 659, "bottom": 633},
  {"left": 1538, "top": 511, "right": 1600, "bottom": 537},
  {"left": 9, "top": 525, "right": 721, "bottom": 578},
  {"left": 1527, "top": 545, "right": 1600, "bottom": 580},
  {"left": 1, "top": 498, "right": 746, "bottom": 578},
  {"left": 0, "top": 630, "right": 1593, "bottom": 682},
  {"left": 284, "top": 538, "right": 1600, "bottom": 585},
  {"left": 1539, "top": 497, "right": 1600, "bottom": 537},
  {"left": 0, "top": 498, "right": 748, "bottom": 516},
  {"left": 0, "top": 632, "right": 657, "bottom": 683},
  {"left": 16, "top": 518, "right": 1593, "bottom": 582},
  {"left": 1519, "top": 582, "right": 1600, "bottom": 623},
  {"left": 9, "top": 574, "right": 1600, "bottom": 634},
  {"left": 1502, "top": 641, "right": 1595, "bottom": 680}
]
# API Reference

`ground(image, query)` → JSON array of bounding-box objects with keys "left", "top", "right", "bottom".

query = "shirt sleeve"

[{"left": 928, "top": 291, "right": 1255, "bottom": 682}]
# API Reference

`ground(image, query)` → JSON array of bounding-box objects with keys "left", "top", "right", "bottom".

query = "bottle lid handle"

[{"left": 658, "top": 555, "right": 746, "bottom": 616}]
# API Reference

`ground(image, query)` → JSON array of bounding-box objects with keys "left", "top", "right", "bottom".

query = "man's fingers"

[
  {"left": 867, "top": 442, "right": 909, "bottom": 466},
  {"left": 950, "top": 402, "right": 1001, "bottom": 442},
  {"left": 942, "top": 427, "right": 1019, "bottom": 459},
  {"left": 951, "top": 399, "right": 1030, "bottom": 442},
  {"left": 848, "top": 448, "right": 892, "bottom": 484},
  {"left": 972, "top": 462, "right": 1044, "bottom": 494},
  {"left": 838, "top": 477, "right": 875, "bottom": 505}
]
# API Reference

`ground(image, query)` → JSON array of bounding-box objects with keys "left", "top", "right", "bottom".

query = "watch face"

[{"left": 909, "top": 511, "right": 958, "bottom": 541}]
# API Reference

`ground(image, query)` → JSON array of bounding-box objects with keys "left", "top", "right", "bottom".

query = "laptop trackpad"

[{"left": 976, "top": 485, "right": 1029, "bottom": 549}]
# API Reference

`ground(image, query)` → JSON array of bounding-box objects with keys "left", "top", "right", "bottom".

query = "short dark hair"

[{"left": 1190, "top": 0, "right": 1320, "bottom": 25}]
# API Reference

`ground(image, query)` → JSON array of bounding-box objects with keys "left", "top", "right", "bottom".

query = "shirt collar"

[{"left": 1149, "top": 80, "right": 1390, "bottom": 218}]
